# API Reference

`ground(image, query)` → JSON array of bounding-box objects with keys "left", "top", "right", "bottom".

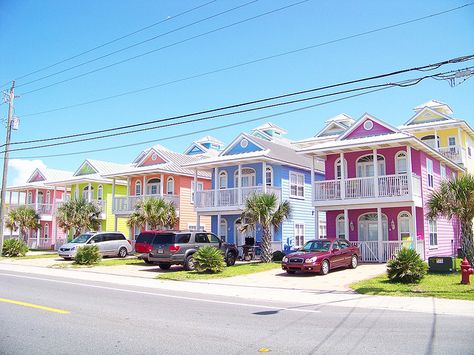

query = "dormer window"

[{"left": 363, "top": 120, "right": 374, "bottom": 130}]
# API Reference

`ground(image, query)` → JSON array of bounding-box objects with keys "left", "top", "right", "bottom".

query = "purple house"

[{"left": 299, "top": 113, "right": 463, "bottom": 262}]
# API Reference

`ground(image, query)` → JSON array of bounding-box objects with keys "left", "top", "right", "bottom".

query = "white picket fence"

[{"left": 351, "top": 240, "right": 425, "bottom": 262}]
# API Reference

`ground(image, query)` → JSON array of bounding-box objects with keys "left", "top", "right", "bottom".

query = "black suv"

[{"left": 148, "top": 231, "right": 238, "bottom": 270}]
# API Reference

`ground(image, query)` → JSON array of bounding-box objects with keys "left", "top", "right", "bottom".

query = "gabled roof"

[
  {"left": 252, "top": 122, "right": 288, "bottom": 135},
  {"left": 404, "top": 106, "right": 453, "bottom": 126},
  {"left": 7, "top": 167, "right": 74, "bottom": 191},
  {"left": 314, "top": 120, "right": 349, "bottom": 138},
  {"left": 183, "top": 135, "right": 224, "bottom": 156},
  {"left": 74, "top": 159, "right": 131, "bottom": 177},
  {"left": 414, "top": 100, "right": 453, "bottom": 114},
  {"left": 195, "top": 135, "right": 224, "bottom": 146},
  {"left": 337, "top": 113, "right": 399, "bottom": 141}
]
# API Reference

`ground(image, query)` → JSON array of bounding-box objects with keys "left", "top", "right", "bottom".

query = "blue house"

[{"left": 184, "top": 123, "right": 325, "bottom": 252}]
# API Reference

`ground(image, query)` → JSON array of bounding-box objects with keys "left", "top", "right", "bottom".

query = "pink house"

[{"left": 299, "top": 113, "right": 463, "bottom": 262}]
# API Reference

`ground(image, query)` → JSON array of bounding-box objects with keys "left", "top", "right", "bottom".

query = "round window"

[
  {"left": 363, "top": 120, "right": 374, "bottom": 131},
  {"left": 240, "top": 139, "right": 248, "bottom": 148},
  {"left": 151, "top": 153, "right": 158, "bottom": 161}
]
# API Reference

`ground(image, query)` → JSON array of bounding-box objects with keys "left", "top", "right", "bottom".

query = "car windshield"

[
  {"left": 302, "top": 241, "right": 331, "bottom": 252},
  {"left": 70, "top": 234, "right": 92, "bottom": 244}
]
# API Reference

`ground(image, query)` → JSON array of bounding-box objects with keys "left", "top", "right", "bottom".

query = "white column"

[
  {"left": 344, "top": 209, "right": 349, "bottom": 240},
  {"left": 310, "top": 156, "right": 315, "bottom": 204},
  {"left": 457, "top": 127, "right": 464, "bottom": 165},
  {"left": 112, "top": 178, "right": 116, "bottom": 211},
  {"left": 411, "top": 204, "right": 417, "bottom": 252},
  {"left": 9, "top": 191, "right": 12, "bottom": 207},
  {"left": 143, "top": 176, "right": 146, "bottom": 198},
  {"left": 214, "top": 168, "right": 218, "bottom": 207},
  {"left": 340, "top": 153, "right": 345, "bottom": 200},
  {"left": 75, "top": 184, "right": 79, "bottom": 200},
  {"left": 25, "top": 190, "right": 28, "bottom": 204},
  {"left": 126, "top": 177, "right": 130, "bottom": 196},
  {"left": 237, "top": 164, "right": 242, "bottom": 205},
  {"left": 434, "top": 129, "right": 439, "bottom": 150},
  {"left": 17, "top": 191, "right": 20, "bottom": 206},
  {"left": 377, "top": 207, "right": 383, "bottom": 263},
  {"left": 87, "top": 182, "right": 92, "bottom": 202},
  {"left": 160, "top": 173, "right": 164, "bottom": 196},
  {"left": 114, "top": 216, "right": 118, "bottom": 231},
  {"left": 407, "top": 146, "right": 413, "bottom": 196},
  {"left": 373, "top": 149, "right": 379, "bottom": 197},
  {"left": 262, "top": 161, "right": 267, "bottom": 193},
  {"left": 315, "top": 209, "right": 319, "bottom": 239},
  {"left": 194, "top": 169, "right": 198, "bottom": 205},
  {"left": 196, "top": 214, "right": 201, "bottom": 230},
  {"left": 52, "top": 187, "right": 57, "bottom": 243},
  {"left": 65, "top": 186, "right": 68, "bottom": 200},
  {"left": 35, "top": 188, "right": 39, "bottom": 211},
  {"left": 217, "top": 214, "right": 221, "bottom": 238}
]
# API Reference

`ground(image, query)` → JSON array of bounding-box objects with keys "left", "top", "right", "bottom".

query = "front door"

[{"left": 358, "top": 213, "right": 388, "bottom": 262}]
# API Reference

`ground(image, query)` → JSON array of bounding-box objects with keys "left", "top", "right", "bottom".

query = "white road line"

[{"left": 0, "top": 272, "right": 320, "bottom": 314}]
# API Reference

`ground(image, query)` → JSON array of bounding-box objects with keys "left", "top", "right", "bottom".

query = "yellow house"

[{"left": 399, "top": 100, "right": 474, "bottom": 173}]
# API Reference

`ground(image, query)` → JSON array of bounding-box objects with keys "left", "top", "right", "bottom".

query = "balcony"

[
  {"left": 437, "top": 145, "right": 466, "bottom": 165},
  {"left": 112, "top": 194, "right": 180, "bottom": 215},
  {"left": 313, "top": 173, "right": 421, "bottom": 208},
  {"left": 194, "top": 186, "right": 281, "bottom": 212},
  {"left": 6, "top": 203, "right": 55, "bottom": 216}
]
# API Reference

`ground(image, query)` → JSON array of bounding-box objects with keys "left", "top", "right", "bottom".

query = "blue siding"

[
  {"left": 225, "top": 138, "right": 263, "bottom": 155},
  {"left": 187, "top": 144, "right": 205, "bottom": 155}
]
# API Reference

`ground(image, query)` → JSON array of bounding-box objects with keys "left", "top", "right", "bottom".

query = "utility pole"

[{"left": 0, "top": 81, "right": 15, "bottom": 254}]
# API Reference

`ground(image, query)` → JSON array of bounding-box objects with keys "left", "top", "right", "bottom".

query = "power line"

[
  {"left": 10, "top": 86, "right": 393, "bottom": 160},
  {"left": 0, "top": 1, "right": 217, "bottom": 89},
  {"left": 19, "top": 2, "right": 474, "bottom": 118},
  {"left": 9, "top": 54, "right": 474, "bottom": 147},
  {"left": 3, "top": 67, "right": 469, "bottom": 155},
  {"left": 15, "top": 0, "right": 259, "bottom": 89},
  {"left": 18, "top": 0, "right": 310, "bottom": 96}
]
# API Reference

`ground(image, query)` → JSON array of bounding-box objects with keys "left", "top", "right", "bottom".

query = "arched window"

[
  {"left": 37, "top": 191, "right": 44, "bottom": 204},
  {"left": 336, "top": 214, "right": 346, "bottom": 238},
  {"left": 398, "top": 211, "right": 411, "bottom": 241},
  {"left": 234, "top": 168, "right": 256, "bottom": 187},
  {"left": 356, "top": 155, "right": 385, "bottom": 177},
  {"left": 82, "top": 186, "right": 94, "bottom": 200},
  {"left": 135, "top": 180, "right": 142, "bottom": 196},
  {"left": 358, "top": 213, "right": 388, "bottom": 241},
  {"left": 166, "top": 177, "right": 174, "bottom": 195},
  {"left": 265, "top": 166, "right": 273, "bottom": 186},
  {"left": 147, "top": 178, "right": 161, "bottom": 195},
  {"left": 420, "top": 135, "right": 440, "bottom": 149},
  {"left": 218, "top": 171, "right": 227, "bottom": 189},
  {"left": 97, "top": 185, "right": 103, "bottom": 200},
  {"left": 395, "top": 151, "right": 407, "bottom": 174},
  {"left": 46, "top": 191, "right": 51, "bottom": 204},
  {"left": 44, "top": 223, "right": 49, "bottom": 238},
  {"left": 220, "top": 218, "right": 228, "bottom": 242},
  {"left": 27, "top": 191, "right": 32, "bottom": 205},
  {"left": 334, "top": 158, "right": 348, "bottom": 180}
]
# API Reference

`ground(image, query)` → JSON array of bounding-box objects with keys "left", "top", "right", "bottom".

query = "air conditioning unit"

[{"left": 428, "top": 256, "right": 456, "bottom": 273}]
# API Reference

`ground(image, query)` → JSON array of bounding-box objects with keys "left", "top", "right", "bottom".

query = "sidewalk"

[{"left": 1, "top": 259, "right": 473, "bottom": 317}]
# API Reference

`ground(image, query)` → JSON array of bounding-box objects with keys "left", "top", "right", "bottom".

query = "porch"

[
  {"left": 351, "top": 240, "right": 425, "bottom": 263},
  {"left": 112, "top": 194, "right": 180, "bottom": 214}
]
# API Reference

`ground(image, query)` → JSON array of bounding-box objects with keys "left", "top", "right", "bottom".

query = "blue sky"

[{"left": 0, "top": 0, "right": 473, "bottom": 184}]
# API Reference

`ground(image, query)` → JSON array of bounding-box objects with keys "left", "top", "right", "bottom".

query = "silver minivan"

[{"left": 58, "top": 232, "right": 132, "bottom": 260}]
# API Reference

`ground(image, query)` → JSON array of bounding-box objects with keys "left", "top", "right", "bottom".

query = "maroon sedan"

[{"left": 282, "top": 239, "right": 359, "bottom": 275}]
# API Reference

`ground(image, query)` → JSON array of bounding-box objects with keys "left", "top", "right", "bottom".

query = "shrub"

[
  {"left": 387, "top": 248, "right": 427, "bottom": 283},
  {"left": 272, "top": 250, "right": 285, "bottom": 262},
  {"left": 74, "top": 245, "right": 101, "bottom": 265},
  {"left": 193, "top": 246, "right": 226, "bottom": 273},
  {"left": 2, "top": 238, "right": 29, "bottom": 257}
]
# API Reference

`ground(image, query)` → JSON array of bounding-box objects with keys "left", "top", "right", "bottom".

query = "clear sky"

[{"left": 0, "top": 0, "right": 473, "bottom": 184}]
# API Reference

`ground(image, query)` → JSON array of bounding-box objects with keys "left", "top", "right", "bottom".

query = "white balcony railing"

[
  {"left": 112, "top": 194, "right": 180, "bottom": 214},
  {"left": 351, "top": 240, "right": 425, "bottom": 263},
  {"left": 6, "top": 203, "right": 54, "bottom": 215},
  {"left": 195, "top": 186, "right": 281, "bottom": 210},
  {"left": 314, "top": 173, "right": 420, "bottom": 203},
  {"left": 437, "top": 145, "right": 466, "bottom": 164}
]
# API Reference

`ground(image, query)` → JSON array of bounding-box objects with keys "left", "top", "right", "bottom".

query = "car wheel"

[
  {"left": 319, "top": 260, "right": 330, "bottom": 275},
  {"left": 349, "top": 254, "right": 358, "bottom": 269},
  {"left": 143, "top": 258, "right": 154, "bottom": 265},
  {"left": 286, "top": 270, "right": 296, "bottom": 274},
  {"left": 118, "top": 247, "right": 127, "bottom": 258},
  {"left": 184, "top": 254, "right": 195, "bottom": 271},
  {"left": 63, "top": 257, "right": 71, "bottom": 261},
  {"left": 158, "top": 263, "right": 171, "bottom": 270},
  {"left": 226, "top": 252, "right": 237, "bottom": 266}
]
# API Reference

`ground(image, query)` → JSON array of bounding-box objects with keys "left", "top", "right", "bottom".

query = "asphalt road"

[{"left": 0, "top": 270, "right": 472, "bottom": 355}]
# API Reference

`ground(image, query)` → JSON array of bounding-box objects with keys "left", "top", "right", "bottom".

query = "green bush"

[
  {"left": 272, "top": 250, "right": 285, "bottom": 262},
  {"left": 193, "top": 246, "right": 226, "bottom": 273},
  {"left": 387, "top": 248, "right": 428, "bottom": 284},
  {"left": 74, "top": 245, "right": 101, "bottom": 265},
  {"left": 2, "top": 238, "right": 29, "bottom": 257}
]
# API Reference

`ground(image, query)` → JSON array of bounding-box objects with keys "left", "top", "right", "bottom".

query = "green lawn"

[
  {"left": 51, "top": 256, "right": 145, "bottom": 268},
  {"left": 1, "top": 253, "right": 58, "bottom": 260},
  {"left": 351, "top": 264, "right": 474, "bottom": 301},
  {"left": 157, "top": 262, "right": 281, "bottom": 281}
]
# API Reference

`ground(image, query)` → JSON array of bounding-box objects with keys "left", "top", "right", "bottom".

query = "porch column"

[
  {"left": 315, "top": 209, "right": 320, "bottom": 239},
  {"left": 217, "top": 214, "right": 221, "bottom": 239},
  {"left": 457, "top": 127, "right": 464, "bottom": 165},
  {"left": 142, "top": 176, "right": 146, "bottom": 198},
  {"left": 114, "top": 216, "right": 118, "bottom": 231},
  {"left": 262, "top": 161, "right": 267, "bottom": 193},
  {"left": 35, "top": 188, "right": 39, "bottom": 211},
  {"left": 87, "top": 182, "right": 92, "bottom": 202},
  {"left": 434, "top": 129, "right": 439, "bottom": 150},
  {"left": 25, "top": 190, "right": 28, "bottom": 204},
  {"left": 126, "top": 177, "right": 130, "bottom": 196},
  {"left": 406, "top": 146, "right": 413, "bottom": 196},
  {"left": 411, "top": 204, "right": 417, "bottom": 252},
  {"left": 64, "top": 186, "right": 68, "bottom": 200},
  {"left": 75, "top": 184, "right": 79, "bottom": 199},
  {"left": 377, "top": 207, "right": 383, "bottom": 263},
  {"left": 340, "top": 153, "right": 345, "bottom": 200},
  {"left": 237, "top": 164, "right": 242, "bottom": 205},
  {"left": 17, "top": 191, "right": 20, "bottom": 206},
  {"left": 112, "top": 178, "right": 116, "bottom": 211},
  {"left": 160, "top": 173, "right": 164, "bottom": 196},
  {"left": 214, "top": 168, "right": 218, "bottom": 207},
  {"left": 9, "top": 192, "right": 13, "bottom": 237},
  {"left": 52, "top": 187, "right": 57, "bottom": 243},
  {"left": 193, "top": 169, "right": 198, "bottom": 205},
  {"left": 344, "top": 209, "right": 349, "bottom": 240},
  {"left": 373, "top": 149, "right": 379, "bottom": 197},
  {"left": 196, "top": 214, "right": 201, "bottom": 231},
  {"left": 9, "top": 191, "right": 12, "bottom": 208},
  {"left": 310, "top": 156, "right": 315, "bottom": 205}
]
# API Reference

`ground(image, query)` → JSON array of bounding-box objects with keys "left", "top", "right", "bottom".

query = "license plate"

[
  {"left": 436, "top": 258, "right": 444, "bottom": 264},
  {"left": 157, "top": 249, "right": 164, "bottom": 254}
]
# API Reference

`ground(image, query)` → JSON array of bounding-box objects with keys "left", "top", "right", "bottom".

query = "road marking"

[
  {"left": 0, "top": 272, "right": 320, "bottom": 314},
  {"left": 0, "top": 297, "right": 70, "bottom": 314}
]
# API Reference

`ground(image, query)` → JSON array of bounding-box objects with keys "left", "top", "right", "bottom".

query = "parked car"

[
  {"left": 134, "top": 231, "right": 161, "bottom": 264},
  {"left": 148, "top": 230, "right": 239, "bottom": 270},
  {"left": 281, "top": 239, "right": 359, "bottom": 275},
  {"left": 58, "top": 232, "right": 132, "bottom": 260}
]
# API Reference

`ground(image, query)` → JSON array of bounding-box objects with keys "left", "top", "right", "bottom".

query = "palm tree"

[
  {"left": 239, "top": 193, "right": 291, "bottom": 263},
  {"left": 426, "top": 174, "right": 474, "bottom": 264},
  {"left": 5, "top": 206, "right": 41, "bottom": 242},
  {"left": 127, "top": 197, "right": 178, "bottom": 230},
  {"left": 56, "top": 198, "right": 102, "bottom": 237}
]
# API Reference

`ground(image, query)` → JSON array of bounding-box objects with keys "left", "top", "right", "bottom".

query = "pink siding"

[
  {"left": 30, "top": 172, "right": 45, "bottom": 182},
  {"left": 140, "top": 152, "right": 166, "bottom": 166},
  {"left": 344, "top": 118, "right": 395, "bottom": 140}
]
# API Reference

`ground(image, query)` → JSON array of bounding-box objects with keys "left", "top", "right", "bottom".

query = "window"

[
  {"left": 195, "top": 233, "right": 209, "bottom": 243},
  {"left": 319, "top": 223, "right": 327, "bottom": 239},
  {"left": 234, "top": 168, "right": 256, "bottom": 187},
  {"left": 421, "top": 135, "right": 440, "bottom": 149},
  {"left": 294, "top": 223, "right": 305, "bottom": 248},
  {"left": 440, "top": 164, "right": 446, "bottom": 180},
  {"left": 27, "top": 191, "right": 32, "bottom": 204},
  {"left": 220, "top": 218, "right": 228, "bottom": 242},
  {"left": 338, "top": 240, "right": 350, "bottom": 249},
  {"left": 395, "top": 152, "right": 407, "bottom": 174},
  {"left": 74, "top": 188, "right": 79, "bottom": 199},
  {"left": 97, "top": 185, "right": 103, "bottom": 200},
  {"left": 363, "top": 120, "right": 373, "bottom": 130},
  {"left": 335, "top": 158, "right": 347, "bottom": 180},
  {"left": 468, "top": 137, "right": 472, "bottom": 157},
  {"left": 175, "top": 234, "right": 191, "bottom": 243},
  {"left": 46, "top": 191, "right": 51, "bottom": 204},
  {"left": 135, "top": 180, "right": 142, "bottom": 196},
  {"left": 82, "top": 186, "right": 94, "bottom": 200},
  {"left": 448, "top": 136, "right": 456, "bottom": 153},
  {"left": 398, "top": 212, "right": 411, "bottom": 241},
  {"left": 166, "top": 177, "right": 174, "bottom": 195},
  {"left": 356, "top": 155, "right": 385, "bottom": 177},
  {"left": 218, "top": 171, "right": 227, "bottom": 189},
  {"left": 191, "top": 181, "right": 203, "bottom": 204},
  {"left": 336, "top": 214, "right": 346, "bottom": 238},
  {"left": 429, "top": 220, "right": 438, "bottom": 247},
  {"left": 44, "top": 223, "right": 49, "bottom": 238},
  {"left": 147, "top": 178, "right": 161, "bottom": 195},
  {"left": 265, "top": 166, "right": 273, "bottom": 186},
  {"left": 427, "top": 158, "right": 434, "bottom": 188},
  {"left": 37, "top": 191, "right": 44, "bottom": 204},
  {"left": 290, "top": 172, "right": 304, "bottom": 198}
]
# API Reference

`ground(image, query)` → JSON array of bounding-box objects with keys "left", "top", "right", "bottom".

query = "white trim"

[
  {"left": 334, "top": 157, "right": 348, "bottom": 180},
  {"left": 293, "top": 221, "right": 305, "bottom": 248},
  {"left": 405, "top": 106, "right": 452, "bottom": 125},
  {"left": 73, "top": 160, "right": 98, "bottom": 177},
  {"left": 166, "top": 177, "right": 174, "bottom": 195},
  {"left": 183, "top": 142, "right": 206, "bottom": 155},
  {"left": 135, "top": 180, "right": 142, "bottom": 196},
  {"left": 397, "top": 211, "right": 411, "bottom": 241},
  {"left": 97, "top": 184, "right": 103, "bottom": 200},
  {"left": 289, "top": 171, "right": 305, "bottom": 199},
  {"left": 338, "top": 113, "right": 399, "bottom": 141},
  {"left": 428, "top": 219, "right": 438, "bottom": 247},
  {"left": 26, "top": 168, "right": 46, "bottom": 183},
  {"left": 314, "top": 121, "right": 348, "bottom": 137},
  {"left": 219, "top": 133, "right": 266, "bottom": 156},
  {"left": 426, "top": 158, "right": 434, "bottom": 188},
  {"left": 218, "top": 170, "right": 228, "bottom": 189},
  {"left": 336, "top": 214, "right": 345, "bottom": 239},
  {"left": 265, "top": 165, "right": 273, "bottom": 187},
  {"left": 135, "top": 148, "right": 169, "bottom": 167},
  {"left": 188, "top": 223, "right": 205, "bottom": 232},
  {"left": 395, "top": 151, "right": 408, "bottom": 174}
]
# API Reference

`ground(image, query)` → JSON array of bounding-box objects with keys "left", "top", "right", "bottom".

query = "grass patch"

[
  {"left": 157, "top": 262, "right": 281, "bottom": 281},
  {"left": 51, "top": 256, "right": 145, "bottom": 268},
  {"left": 1, "top": 253, "right": 58, "bottom": 260},
  {"left": 351, "top": 268, "right": 474, "bottom": 301}
]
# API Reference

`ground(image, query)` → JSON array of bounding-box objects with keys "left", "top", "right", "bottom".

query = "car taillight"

[
  {"left": 146, "top": 245, "right": 152, "bottom": 253},
  {"left": 169, "top": 245, "right": 180, "bottom": 253}
]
